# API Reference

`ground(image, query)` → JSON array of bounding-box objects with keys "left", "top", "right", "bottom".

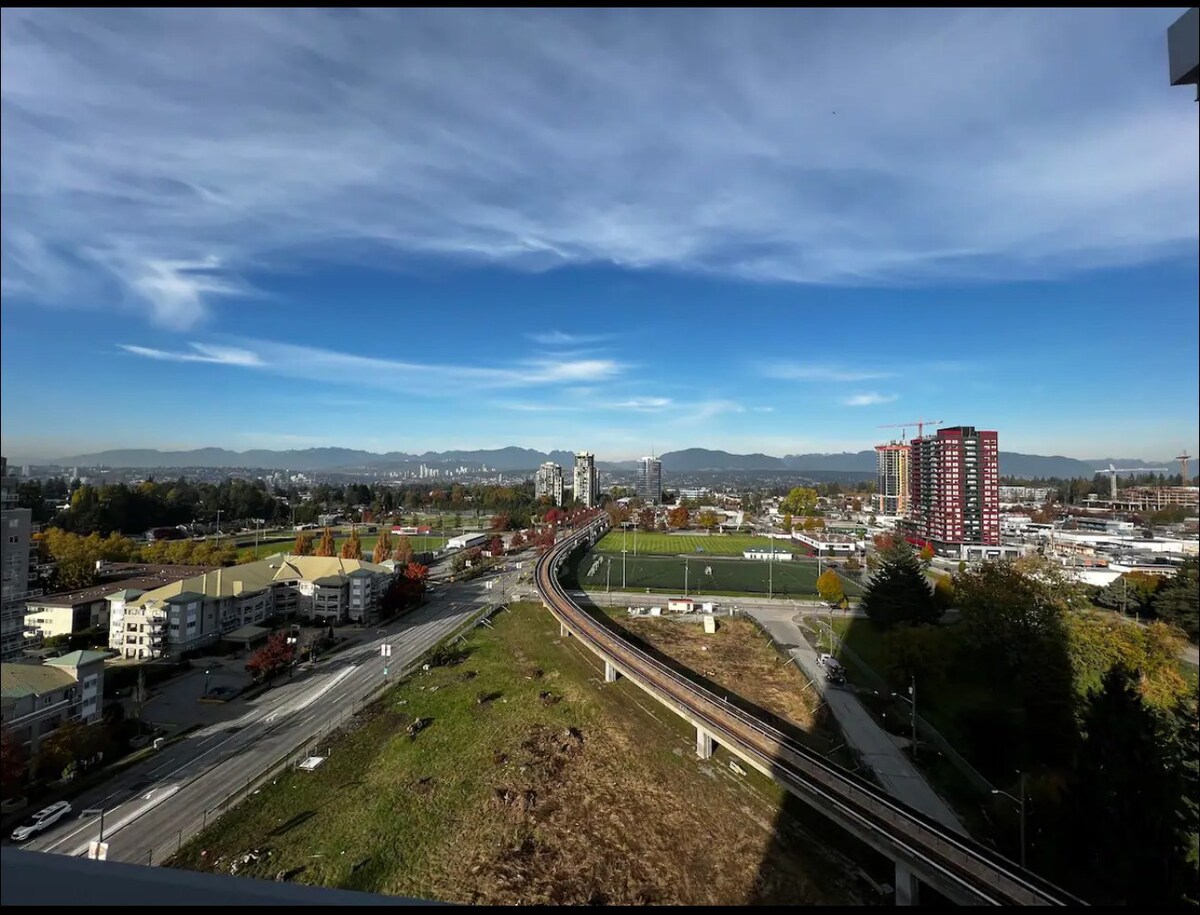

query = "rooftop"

[
  {"left": 27, "top": 566, "right": 217, "bottom": 608},
  {"left": 44, "top": 649, "right": 110, "bottom": 668},
  {"left": 0, "top": 662, "right": 78, "bottom": 700}
]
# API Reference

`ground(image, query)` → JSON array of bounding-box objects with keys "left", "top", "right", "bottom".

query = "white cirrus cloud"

[
  {"left": 528, "top": 330, "right": 612, "bottom": 346},
  {"left": 117, "top": 338, "right": 625, "bottom": 393},
  {"left": 3, "top": 9, "right": 1195, "bottom": 327},
  {"left": 844, "top": 392, "right": 899, "bottom": 407},
  {"left": 765, "top": 363, "right": 896, "bottom": 383},
  {"left": 117, "top": 342, "right": 263, "bottom": 366},
  {"left": 607, "top": 397, "right": 673, "bottom": 411}
]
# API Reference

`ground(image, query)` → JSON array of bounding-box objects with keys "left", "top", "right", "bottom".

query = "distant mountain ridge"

[{"left": 38, "top": 445, "right": 1186, "bottom": 479}]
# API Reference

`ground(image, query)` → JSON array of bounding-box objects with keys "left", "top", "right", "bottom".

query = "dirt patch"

[{"left": 620, "top": 616, "right": 823, "bottom": 733}]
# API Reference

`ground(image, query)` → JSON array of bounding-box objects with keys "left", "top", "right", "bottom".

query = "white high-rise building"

[
  {"left": 535, "top": 462, "right": 565, "bottom": 506},
  {"left": 637, "top": 456, "right": 663, "bottom": 504},
  {"left": 573, "top": 452, "right": 597, "bottom": 508}
]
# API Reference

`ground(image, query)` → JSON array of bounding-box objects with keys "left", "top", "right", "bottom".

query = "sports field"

[
  {"left": 592, "top": 531, "right": 806, "bottom": 557},
  {"left": 570, "top": 550, "right": 862, "bottom": 598}
]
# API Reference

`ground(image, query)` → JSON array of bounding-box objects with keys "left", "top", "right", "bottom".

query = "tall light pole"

[
  {"left": 684, "top": 556, "right": 689, "bottom": 597},
  {"left": 768, "top": 533, "right": 774, "bottom": 598},
  {"left": 606, "top": 557, "right": 612, "bottom": 606},
  {"left": 992, "top": 771, "right": 1027, "bottom": 868},
  {"left": 83, "top": 807, "right": 106, "bottom": 843}
]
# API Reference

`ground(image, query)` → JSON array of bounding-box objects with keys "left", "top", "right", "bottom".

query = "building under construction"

[{"left": 874, "top": 442, "right": 910, "bottom": 514}]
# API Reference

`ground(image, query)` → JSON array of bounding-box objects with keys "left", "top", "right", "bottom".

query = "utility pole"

[
  {"left": 606, "top": 558, "right": 612, "bottom": 606},
  {"left": 684, "top": 556, "right": 689, "bottom": 597}
]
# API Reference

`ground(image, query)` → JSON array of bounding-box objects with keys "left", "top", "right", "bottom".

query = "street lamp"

[
  {"left": 203, "top": 669, "right": 211, "bottom": 698},
  {"left": 992, "top": 771, "right": 1027, "bottom": 868}
]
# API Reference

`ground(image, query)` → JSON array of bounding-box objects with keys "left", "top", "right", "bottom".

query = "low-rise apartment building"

[
  {"left": 27, "top": 563, "right": 214, "bottom": 648},
  {"left": 0, "top": 650, "right": 107, "bottom": 755},
  {"left": 111, "top": 555, "right": 400, "bottom": 660}
]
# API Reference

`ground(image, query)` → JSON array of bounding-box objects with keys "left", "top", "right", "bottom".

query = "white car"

[{"left": 11, "top": 801, "right": 72, "bottom": 842}]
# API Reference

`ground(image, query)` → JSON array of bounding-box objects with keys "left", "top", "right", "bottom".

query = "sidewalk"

[{"left": 744, "top": 605, "right": 967, "bottom": 835}]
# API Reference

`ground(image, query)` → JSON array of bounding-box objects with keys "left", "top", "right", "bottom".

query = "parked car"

[{"left": 11, "top": 801, "right": 72, "bottom": 842}]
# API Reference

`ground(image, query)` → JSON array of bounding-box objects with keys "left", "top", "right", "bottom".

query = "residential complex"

[
  {"left": 874, "top": 442, "right": 910, "bottom": 515},
  {"left": 535, "top": 461, "right": 565, "bottom": 506},
  {"left": 24, "top": 563, "right": 214, "bottom": 648},
  {"left": 573, "top": 452, "right": 597, "bottom": 508},
  {"left": 636, "top": 456, "right": 663, "bottom": 504},
  {"left": 1, "top": 456, "right": 38, "bottom": 661},
  {"left": 110, "top": 555, "right": 401, "bottom": 660},
  {"left": 0, "top": 650, "right": 107, "bottom": 755},
  {"left": 909, "top": 426, "right": 1000, "bottom": 552}
]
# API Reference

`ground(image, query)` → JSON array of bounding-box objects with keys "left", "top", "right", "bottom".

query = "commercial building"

[
  {"left": 998, "top": 485, "right": 1054, "bottom": 504},
  {"left": 636, "top": 456, "right": 663, "bottom": 504},
  {"left": 1, "top": 457, "right": 39, "bottom": 661},
  {"left": 874, "top": 442, "right": 910, "bottom": 515},
  {"left": 573, "top": 452, "right": 598, "bottom": 508},
  {"left": 0, "top": 650, "right": 107, "bottom": 755},
  {"left": 535, "top": 462, "right": 565, "bottom": 506},
  {"left": 909, "top": 426, "right": 1000, "bottom": 553},
  {"left": 111, "top": 555, "right": 401, "bottom": 660}
]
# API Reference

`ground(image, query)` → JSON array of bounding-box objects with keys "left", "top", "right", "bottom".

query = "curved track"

[{"left": 536, "top": 519, "right": 1084, "bottom": 907}]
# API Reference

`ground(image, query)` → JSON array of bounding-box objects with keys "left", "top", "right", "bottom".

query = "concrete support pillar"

[
  {"left": 696, "top": 727, "right": 714, "bottom": 760},
  {"left": 559, "top": 621, "right": 570, "bottom": 638},
  {"left": 894, "top": 862, "right": 920, "bottom": 906},
  {"left": 604, "top": 660, "right": 618, "bottom": 683}
]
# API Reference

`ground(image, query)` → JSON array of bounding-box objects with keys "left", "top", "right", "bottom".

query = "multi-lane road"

[{"left": 17, "top": 558, "right": 529, "bottom": 866}]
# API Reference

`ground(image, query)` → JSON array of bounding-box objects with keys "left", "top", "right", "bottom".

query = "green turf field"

[
  {"left": 592, "top": 531, "right": 807, "bottom": 557},
  {"left": 570, "top": 549, "right": 862, "bottom": 597}
]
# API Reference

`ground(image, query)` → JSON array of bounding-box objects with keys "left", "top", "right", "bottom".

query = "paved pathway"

[{"left": 742, "top": 605, "right": 968, "bottom": 835}]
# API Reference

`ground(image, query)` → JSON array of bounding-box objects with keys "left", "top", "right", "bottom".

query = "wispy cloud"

[
  {"left": 3, "top": 9, "right": 1194, "bottom": 327},
  {"left": 752, "top": 406, "right": 775, "bottom": 413},
  {"left": 528, "top": 330, "right": 611, "bottom": 346},
  {"left": 118, "top": 342, "right": 263, "bottom": 366},
  {"left": 765, "top": 363, "right": 896, "bottom": 383},
  {"left": 607, "top": 397, "right": 673, "bottom": 411},
  {"left": 844, "top": 392, "right": 899, "bottom": 407},
  {"left": 117, "top": 338, "right": 625, "bottom": 392}
]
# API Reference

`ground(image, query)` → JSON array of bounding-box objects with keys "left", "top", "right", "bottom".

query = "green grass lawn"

[
  {"left": 168, "top": 602, "right": 862, "bottom": 904},
  {"left": 569, "top": 550, "right": 862, "bottom": 598},
  {"left": 244, "top": 535, "right": 450, "bottom": 560},
  {"left": 593, "top": 531, "right": 815, "bottom": 557}
]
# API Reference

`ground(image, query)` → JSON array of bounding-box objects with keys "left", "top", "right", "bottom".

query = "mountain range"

[{"left": 34, "top": 446, "right": 1185, "bottom": 480}]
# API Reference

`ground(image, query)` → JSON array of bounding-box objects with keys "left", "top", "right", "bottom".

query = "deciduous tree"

[
  {"left": 372, "top": 528, "right": 393, "bottom": 564},
  {"left": 293, "top": 532, "right": 314, "bottom": 556},
  {"left": 340, "top": 528, "right": 363, "bottom": 560},
  {"left": 816, "top": 569, "right": 845, "bottom": 605},
  {"left": 668, "top": 505, "right": 690, "bottom": 530},
  {"left": 638, "top": 507, "right": 656, "bottom": 532},
  {"left": 697, "top": 510, "right": 719, "bottom": 531},
  {"left": 781, "top": 486, "right": 819, "bottom": 516},
  {"left": 392, "top": 534, "right": 414, "bottom": 565},
  {"left": 314, "top": 527, "right": 337, "bottom": 557},
  {"left": 245, "top": 633, "right": 295, "bottom": 682}
]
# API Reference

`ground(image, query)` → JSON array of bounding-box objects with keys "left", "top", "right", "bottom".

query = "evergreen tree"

[{"left": 860, "top": 541, "right": 938, "bottom": 628}]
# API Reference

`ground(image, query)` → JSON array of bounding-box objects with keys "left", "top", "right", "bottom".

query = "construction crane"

[
  {"left": 1176, "top": 451, "right": 1193, "bottom": 485},
  {"left": 877, "top": 418, "right": 943, "bottom": 441},
  {"left": 1095, "top": 463, "right": 1169, "bottom": 501}
]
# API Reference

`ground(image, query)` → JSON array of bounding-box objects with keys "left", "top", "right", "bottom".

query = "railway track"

[{"left": 536, "top": 518, "right": 1084, "bottom": 907}]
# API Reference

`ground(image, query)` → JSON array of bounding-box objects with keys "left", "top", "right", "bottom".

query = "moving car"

[{"left": 10, "top": 801, "right": 72, "bottom": 842}]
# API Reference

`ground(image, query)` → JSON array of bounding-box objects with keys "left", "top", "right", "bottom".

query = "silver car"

[{"left": 11, "top": 801, "right": 72, "bottom": 842}]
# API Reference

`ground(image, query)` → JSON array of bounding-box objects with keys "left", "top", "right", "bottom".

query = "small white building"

[
  {"left": 743, "top": 549, "right": 794, "bottom": 561},
  {"left": 667, "top": 598, "right": 695, "bottom": 613}
]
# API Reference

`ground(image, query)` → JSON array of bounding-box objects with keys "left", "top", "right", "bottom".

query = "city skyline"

[{"left": 2, "top": 9, "right": 1197, "bottom": 461}]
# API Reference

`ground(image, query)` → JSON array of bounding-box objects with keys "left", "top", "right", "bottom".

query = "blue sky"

[{"left": 1, "top": 8, "right": 1197, "bottom": 462}]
